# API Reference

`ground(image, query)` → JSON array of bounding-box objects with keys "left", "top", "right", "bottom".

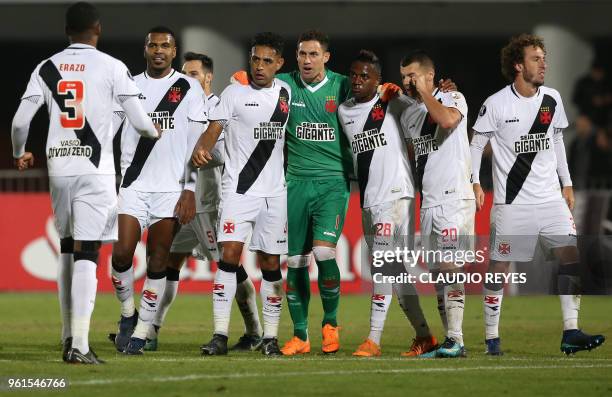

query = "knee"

[
  {"left": 112, "top": 244, "right": 134, "bottom": 269},
  {"left": 259, "top": 254, "right": 280, "bottom": 272},
  {"left": 148, "top": 249, "right": 170, "bottom": 273},
  {"left": 287, "top": 255, "right": 310, "bottom": 269},
  {"left": 312, "top": 246, "right": 336, "bottom": 263}
]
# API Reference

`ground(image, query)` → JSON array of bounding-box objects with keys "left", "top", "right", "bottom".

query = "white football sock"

[
  {"left": 560, "top": 295, "right": 581, "bottom": 330},
  {"left": 58, "top": 253, "right": 73, "bottom": 342},
  {"left": 394, "top": 283, "right": 431, "bottom": 338},
  {"left": 133, "top": 276, "right": 166, "bottom": 340},
  {"left": 236, "top": 277, "right": 263, "bottom": 336},
  {"left": 111, "top": 265, "right": 135, "bottom": 318},
  {"left": 71, "top": 259, "right": 98, "bottom": 354},
  {"left": 213, "top": 269, "right": 237, "bottom": 336},
  {"left": 444, "top": 282, "right": 465, "bottom": 346},
  {"left": 368, "top": 294, "right": 392, "bottom": 345},
  {"left": 483, "top": 287, "right": 504, "bottom": 340},
  {"left": 148, "top": 279, "right": 178, "bottom": 339},
  {"left": 260, "top": 278, "right": 283, "bottom": 339},
  {"left": 434, "top": 283, "right": 448, "bottom": 333}
]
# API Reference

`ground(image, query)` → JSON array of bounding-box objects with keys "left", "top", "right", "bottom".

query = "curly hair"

[{"left": 501, "top": 34, "right": 546, "bottom": 82}]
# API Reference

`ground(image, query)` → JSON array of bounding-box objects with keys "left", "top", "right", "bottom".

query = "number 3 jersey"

[
  {"left": 118, "top": 70, "right": 207, "bottom": 192},
  {"left": 473, "top": 85, "right": 569, "bottom": 205},
  {"left": 338, "top": 94, "right": 415, "bottom": 208},
  {"left": 209, "top": 79, "right": 291, "bottom": 197},
  {"left": 20, "top": 44, "right": 141, "bottom": 176},
  {"left": 401, "top": 89, "right": 474, "bottom": 208}
]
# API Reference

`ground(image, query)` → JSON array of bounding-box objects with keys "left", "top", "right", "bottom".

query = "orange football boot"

[
  {"left": 281, "top": 336, "right": 311, "bottom": 356},
  {"left": 322, "top": 324, "right": 341, "bottom": 354},
  {"left": 353, "top": 338, "right": 381, "bottom": 357},
  {"left": 401, "top": 335, "right": 439, "bottom": 357}
]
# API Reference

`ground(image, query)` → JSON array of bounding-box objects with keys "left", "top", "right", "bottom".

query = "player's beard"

[{"left": 523, "top": 68, "right": 544, "bottom": 87}]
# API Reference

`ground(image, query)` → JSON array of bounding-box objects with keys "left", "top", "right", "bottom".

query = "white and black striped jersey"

[
  {"left": 402, "top": 89, "right": 474, "bottom": 208},
  {"left": 473, "top": 85, "right": 568, "bottom": 205},
  {"left": 118, "top": 70, "right": 207, "bottom": 192},
  {"left": 209, "top": 79, "right": 291, "bottom": 197},
  {"left": 338, "top": 94, "right": 414, "bottom": 208},
  {"left": 20, "top": 44, "right": 141, "bottom": 176},
  {"left": 196, "top": 93, "right": 222, "bottom": 213}
]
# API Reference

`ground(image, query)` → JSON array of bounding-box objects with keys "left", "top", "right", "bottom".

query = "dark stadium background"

[{"left": 2, "top": 1, "right": 612, "bottom": 191}]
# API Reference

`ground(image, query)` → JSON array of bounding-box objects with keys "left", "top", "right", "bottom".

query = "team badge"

[
  {"left": 168, "top": 87, "right": 182, "bottom": 103},
  {"left": 223, "top": 220, "right": 235, "bottom": 234},
  {"left": 539, "top": 106, "right": 552, "bottom": 124},
  {"left": 280, "top": 96, "right": 289, "bottom": 114},
  {"left": 371, "top": 104, "right": 385, "bottom": 121},
  {"left": 498, "top": 241, "right": 511, "bottom": 256},
  {"left": 325, "top": 96, "right": 337, "bottom": 113}
]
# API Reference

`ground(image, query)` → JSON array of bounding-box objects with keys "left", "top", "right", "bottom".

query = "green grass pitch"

[{"left": 1, "top": 293, "right": 611, "bottom": 396}]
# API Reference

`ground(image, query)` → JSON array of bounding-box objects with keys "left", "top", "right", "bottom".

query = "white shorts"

[
  {"left": 362, "top": 197, "right": 415, "bottom": 255},
  {"left": 170, "top": 211, "right": 220, "bottom": 261},
  {"left": 49, "top": 174, "right": 118, "bottom": 242},
  {"left": 363, "top": 198, "right": 415, "bottom": 294},
  {"left": 217, "top": 192, "right": 287, "bottom": 255},
  {"left": 490, "top": 200, "right": 577, "bottom": 262},
  {"left": 420, "top": 199, "right": 476, "bottom": 269},
  {"left": 118, "top": 187, "right": 181, "bottom": 230}
]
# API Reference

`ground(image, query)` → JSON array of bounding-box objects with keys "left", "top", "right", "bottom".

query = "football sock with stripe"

[
  {"left": 133, "top": 270, "right": 166, "bottom": 340},
  {"left": 260, "top": 268, "right": 283, "bottom": 339},
  {"left": 213, "top": 261, "right": 238, "bottom": 337}
]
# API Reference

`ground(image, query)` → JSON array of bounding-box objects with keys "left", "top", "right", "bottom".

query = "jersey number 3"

[{"left": 57, "top": 80, "right": 85, "bottom": 129}]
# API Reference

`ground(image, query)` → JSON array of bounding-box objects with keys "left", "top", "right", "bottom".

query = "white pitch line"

[{"left": 70, "top": 364, "right": 612, "bottom": 386}]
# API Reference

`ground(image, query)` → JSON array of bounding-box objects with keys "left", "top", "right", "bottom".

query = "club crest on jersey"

[
  {"left": 223, "top": 220, "right": 235, "bottom": 234},
  {"left": 280, "top": 96, "right": 289, "bottom": 114},
  {"left": 539, "top": 106, "right": 552, "bottom": 124},
  {"left": 371, "top": 104, "right": 385, "bottom": 121},
  {"left": 168, "top": 87, "right": 182, "bottom": 103},
  {"left": 498, "top": 241, "right": 511, "bottom": 256},
  {"left": 325, "top": 96, "right": 337, "bottom": 113}
]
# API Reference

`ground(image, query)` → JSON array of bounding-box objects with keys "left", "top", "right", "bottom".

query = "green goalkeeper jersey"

[{"left": 277, "top": 69, "right": 353, "bottom": 179}]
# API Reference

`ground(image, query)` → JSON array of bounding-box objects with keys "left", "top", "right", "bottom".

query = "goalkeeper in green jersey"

[{"left": 277, "top": 30, "right": 352, "bottom": 355}]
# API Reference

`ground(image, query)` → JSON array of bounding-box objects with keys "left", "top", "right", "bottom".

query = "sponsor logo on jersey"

[
  {"left": 539, "top": 106, "right": 552, "bottom": 124},
  {"left": 47, "top": 139, "right": 93, "bottom": 160},
  {"left": 505, "top": 117, "right": 520, "bottom": 123},
  {"left": 351, "top": 128, "right": 387, "bottom": 154},
  {"left": 325, "top": 96, "right": 337, "bottom": 113},
  {"left": 254, "top": 121, "right": 284, "bottom": 140},
  {"left": 148, "top": 111, "right": 175, "bottom": 130},
  {"left": 498, "top": 241, "right": 511, "bottom": 256},
  {"left": 479, "top": 105, "right": 487, "bottom": 116},
  {"left": 514, "top": 133, "right": 550, "bottom": 154},
  {"left": 296, "top": 122, "right": 336, "bottom": 141},
  {"left": 412, "top": 135, "right": 438, "bottom": 157},
  {"left": 223, "top": 221, "right": 235, "bottom": 234},
  {"left": 291, "top": 100, "right": 306, "bottom": 108},
  {"left": 138, "top": 93, "right": 146, "bottom": 100},
  {"left": 323, "top": 231, "right": 337, "bottom": 238},
  {"left": 245, "top": 101, "right": 259, "bottom": 107}
]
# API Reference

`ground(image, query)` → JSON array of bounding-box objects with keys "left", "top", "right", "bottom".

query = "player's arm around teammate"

[{"left": 195, "top": 32, "right": 289, "bottom": 357}]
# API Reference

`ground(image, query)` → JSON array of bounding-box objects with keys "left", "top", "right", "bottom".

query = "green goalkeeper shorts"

[{"left": 287, "top": 177, "right": 350, "bottom": 256}]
